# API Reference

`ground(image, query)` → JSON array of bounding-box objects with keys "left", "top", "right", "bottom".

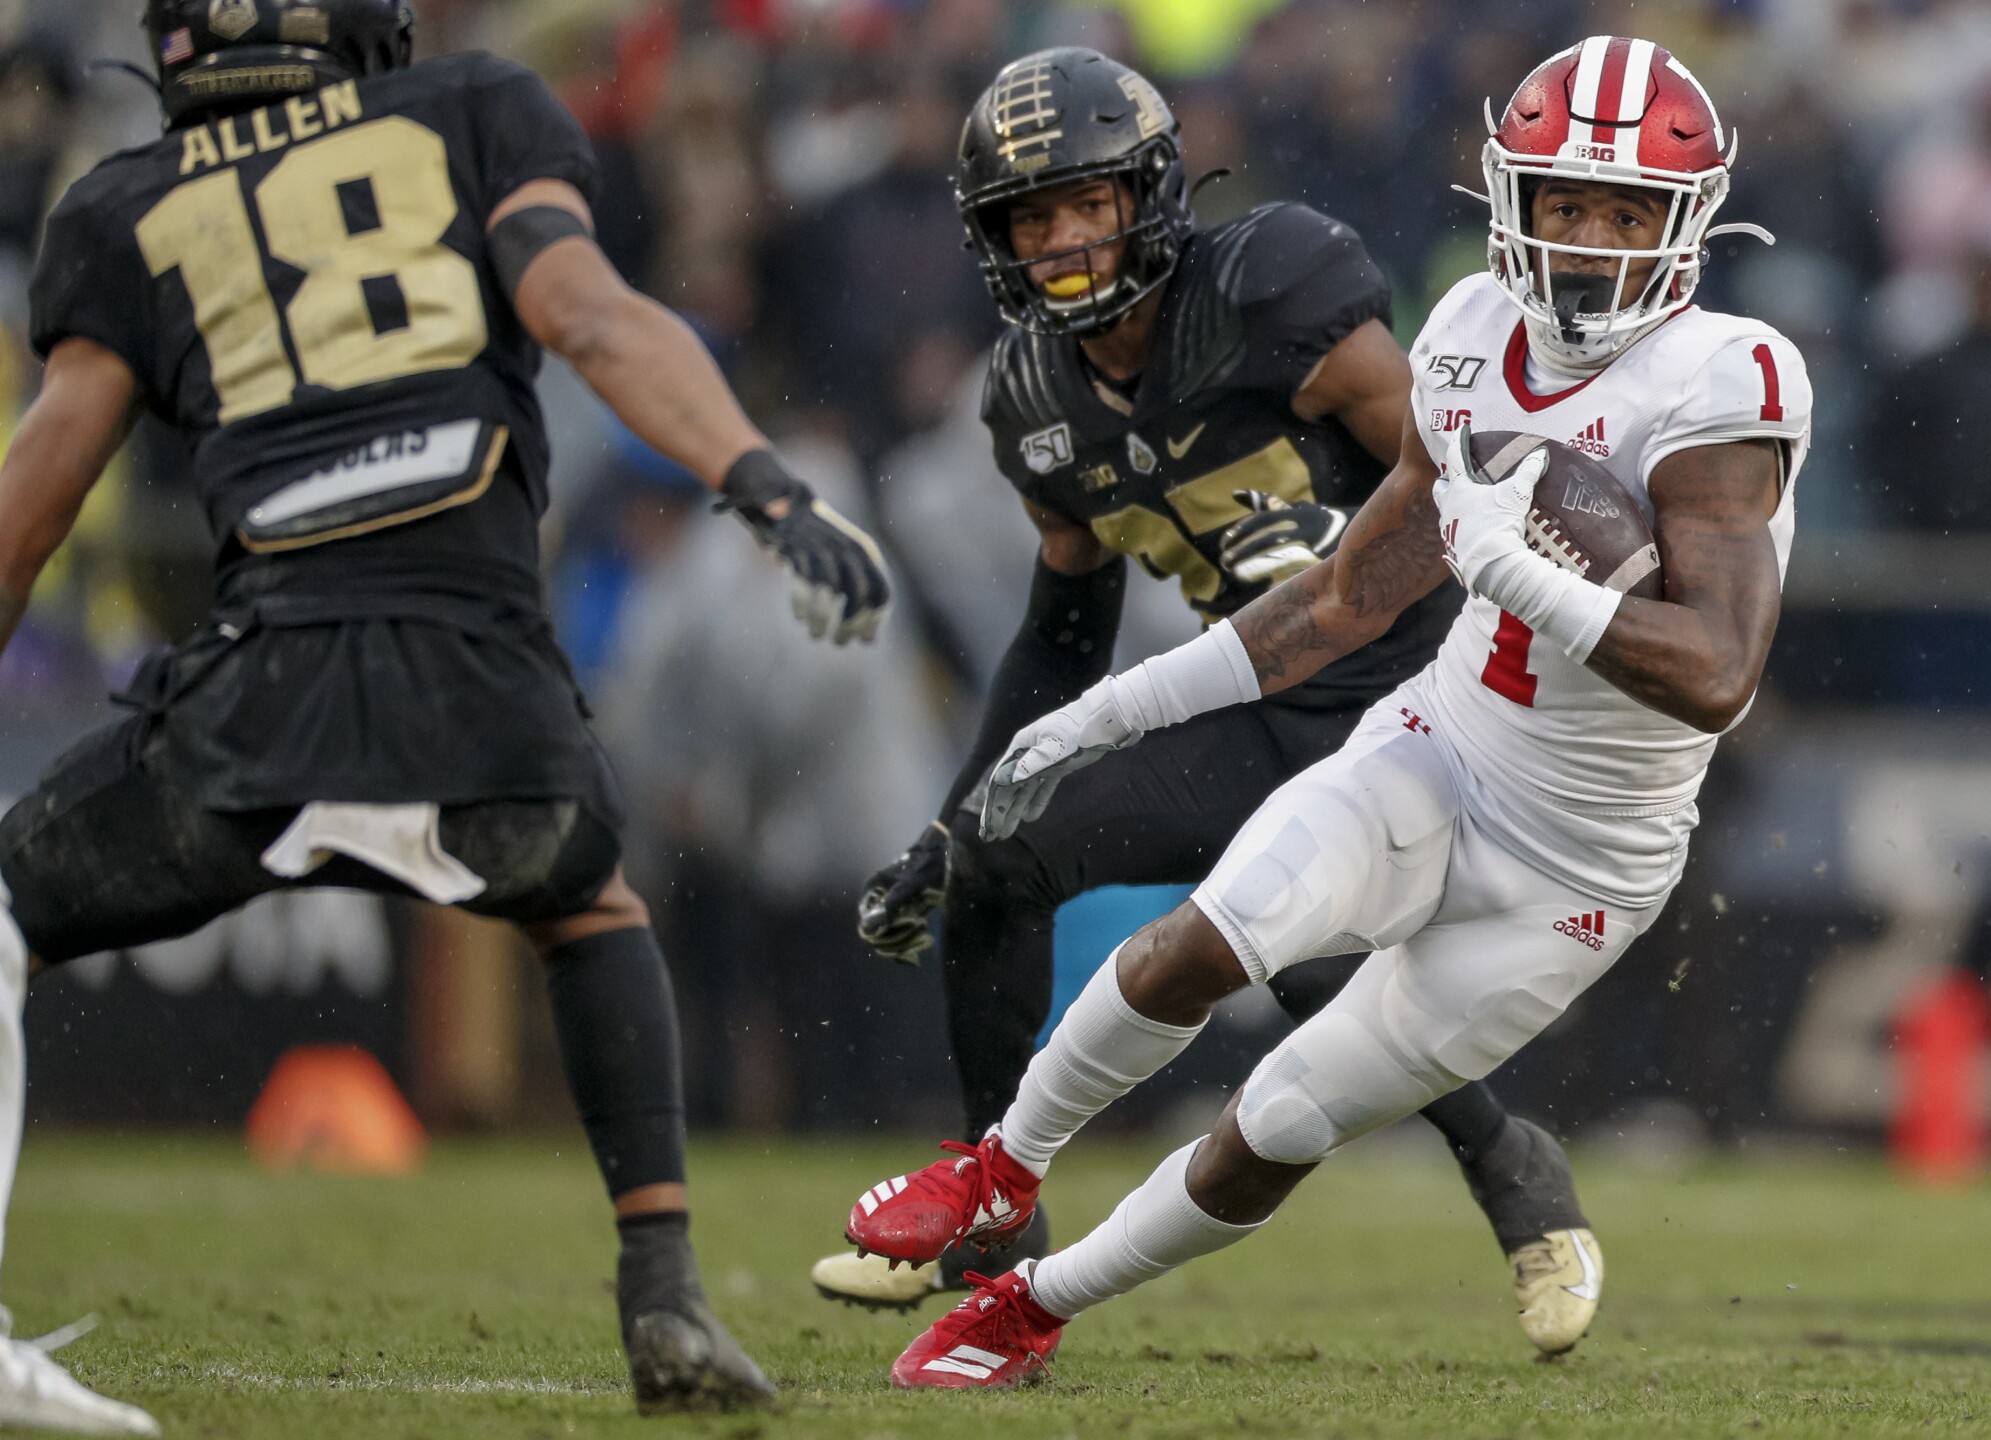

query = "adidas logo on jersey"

[
  {"left": 1554, "top": 911, "right": 1606, "bottom": 950},
  {"left": 1567, "top": 418, "right": 1611, "bottom": 458}
]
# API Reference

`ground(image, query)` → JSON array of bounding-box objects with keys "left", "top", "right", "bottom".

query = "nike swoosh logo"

[
  {"left": 1167, "top": 423, "right": 1207, "bottom": 460},
  {"left": 1563, "top": 1233, "right": 1601, "bottom": 1302}
]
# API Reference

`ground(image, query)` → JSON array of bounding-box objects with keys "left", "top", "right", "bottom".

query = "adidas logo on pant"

[{"left": 1553, "top": 910, "right": 1606, "bottom": 950}]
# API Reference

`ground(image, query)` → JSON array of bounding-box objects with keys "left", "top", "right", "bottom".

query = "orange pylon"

[
  {"left": 1889, "top": 969, "right": 1989, "bottom": 1185},
  {"left": 246, "top": 1044, "right": 428, "bottom": 1175}
]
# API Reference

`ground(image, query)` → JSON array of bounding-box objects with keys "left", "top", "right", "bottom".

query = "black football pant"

[
  {"left": 941, "top": 699, "right": 1369, "bottom": 1137},
  {"left": 0, "top": 715, "right": 623, "bottom": 962}
]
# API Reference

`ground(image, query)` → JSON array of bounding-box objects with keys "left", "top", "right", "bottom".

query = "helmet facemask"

[
  {"left": 1481, "top": 134, "right": 1734, "bottom": 371},
  {"left": 962, "top": 139, "right": 1185, "bottom": 338}
]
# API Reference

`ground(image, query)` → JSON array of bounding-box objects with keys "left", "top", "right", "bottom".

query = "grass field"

[{"left": 7, "top": 1132, "right": 1991, "bottom": 1439}]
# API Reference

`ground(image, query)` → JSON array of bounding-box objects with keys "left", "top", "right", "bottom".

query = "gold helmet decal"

[
  {"left": 1117, "top": 73, "right": 1169, "bottom": 140},
  {"left": 209, "top": 0, "right": 259, "bottom": 42},
  {"left": 992, "top": 56, "right": 1063, "bottom": 170}
]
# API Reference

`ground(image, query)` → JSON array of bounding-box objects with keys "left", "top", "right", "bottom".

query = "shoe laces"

[
  {"left": 29, "top": 1315, "right": 98, "bottom": 1356},
  {"left": 1508, "top": 1237, "right": 1562, "bottom": 1286},
  {"left": 954, "top": 1273, "right": 1054, "bottom": 1376},
  {"left": 936, "top": 1136, "right": 1006, "bottom": 1234}
]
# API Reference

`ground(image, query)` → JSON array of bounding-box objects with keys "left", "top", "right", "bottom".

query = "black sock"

[
  {"left": 615, "top": 1211, "right": 703, "bottom": 1321},
  {"left": 545, "top": 926, "right": 687, "bottom": 1198},
  {"left": 1420, "top": 1081, "right": 1509, "bottom": 1164}
]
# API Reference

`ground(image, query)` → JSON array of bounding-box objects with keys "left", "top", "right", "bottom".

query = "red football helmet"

[{"left": 1476, "top": 36, "right": 1772, "bottom": 369}]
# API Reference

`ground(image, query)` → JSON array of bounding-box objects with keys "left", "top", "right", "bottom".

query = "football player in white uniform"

[{"left": 843, "top": 35, "right": 1814, "bottom": 1388}]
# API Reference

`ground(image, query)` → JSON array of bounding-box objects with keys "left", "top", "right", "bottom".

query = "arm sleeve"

[
  {"left": 465, "top": 54, "right": 601, "bottom": 220},
  {"left": 938, "top": 554, "right": 1128, "bottom": 822},
  {"left": 29, "top": 184, "right": 151, "bottom": 377},
  {"left": 1642, "top": 332, "right": 1813, "bottom": 484},
  {"left": 1235, "top": 205, "right": 1393, "bottom": 398}
]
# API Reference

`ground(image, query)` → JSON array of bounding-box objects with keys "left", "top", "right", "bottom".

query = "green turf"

[{"left": 7, "top": 1131, "right": 1990, "bottom": 1438}]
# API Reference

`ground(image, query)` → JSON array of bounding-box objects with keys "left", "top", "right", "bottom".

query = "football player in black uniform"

[
  {"left": 0, "top": 0, "right": 890, "bottom": 1423},
  {"left": 820, "top": 49, "right": 1599, "bottom": 1357}
]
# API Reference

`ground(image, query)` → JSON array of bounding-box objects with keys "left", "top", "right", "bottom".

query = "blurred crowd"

[{"left": 4, "top": 0, "right": 1991, "bottom": 1126}]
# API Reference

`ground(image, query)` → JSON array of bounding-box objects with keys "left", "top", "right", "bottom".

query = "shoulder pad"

[
  {"left": 1644, "top": 323, "right": 1811, "bottom": 469},
  {"left": 981, "top": 328, "right": 1066, "bottom": 433}
]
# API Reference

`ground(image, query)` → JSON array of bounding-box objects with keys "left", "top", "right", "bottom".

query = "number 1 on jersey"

[{"left": 1481, "top": 610, "right": 1538, "bottom": 706}]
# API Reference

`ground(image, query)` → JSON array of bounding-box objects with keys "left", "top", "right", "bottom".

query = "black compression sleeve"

[
  {"left": 939, "top": 555, "right": 1128, "bottom": 822},
  {"left": 489, "top": 205, "right": 595, "bottom": 301}
]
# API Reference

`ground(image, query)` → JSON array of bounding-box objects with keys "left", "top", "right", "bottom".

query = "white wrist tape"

[
  {"left": 1474, "top": 551, "right": 1624, "bottom": 664},
  {"left": 1103, "top": 620, "right": 1261, "bottom": 731}
]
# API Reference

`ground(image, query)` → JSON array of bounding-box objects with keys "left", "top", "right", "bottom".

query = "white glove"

[
  {"left": 1431, "top": 422, "right": 1547, "bottom": 597},
  {"left": 1432, "top": 423, "right": 1623, "bottom": 663},
  {"left": 980, "top": 679, "right": 1144, "bottom": 841}
]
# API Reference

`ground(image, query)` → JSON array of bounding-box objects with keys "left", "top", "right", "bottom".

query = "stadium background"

[{"left": 1, "top": 0, "right": 1989, "bottom": 1167}]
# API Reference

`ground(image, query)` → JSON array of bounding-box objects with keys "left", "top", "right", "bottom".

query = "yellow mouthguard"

[{"left": 1042, "top": 273, "right": 1097, "bottom": 299}]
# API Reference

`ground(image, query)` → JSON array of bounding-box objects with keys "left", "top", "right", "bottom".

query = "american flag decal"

[{"left": 161, "top": 28, "right": 195, "bottom": 64}]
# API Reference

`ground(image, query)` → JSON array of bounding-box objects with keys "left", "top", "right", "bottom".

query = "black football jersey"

[
  {"left": 982, "top": 202, "right": 1460, "bottom": 710},
  {"left": 29, "top": 52, "right": 596, "bottom": 580}
]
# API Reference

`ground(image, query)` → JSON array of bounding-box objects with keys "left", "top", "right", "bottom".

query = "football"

[{"left": 1468, "top": 430, "right": 1665, "bottom": 601}]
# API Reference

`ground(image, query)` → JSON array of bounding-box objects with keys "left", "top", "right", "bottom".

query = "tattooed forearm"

[
  {"left": 1232, "top": 466, "right": 1452, "bottom": 693},
  {"left": 1235, "top": 563, "right": 1340, "bottom": 689},
  {"left": 1340, "top": 482, "right": 1448, "bottom": 619}
]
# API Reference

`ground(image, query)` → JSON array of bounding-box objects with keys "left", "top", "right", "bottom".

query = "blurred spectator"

[
  {"left": 1867, "top": 238, "right": 1991, "bottom": 531},
  {"left": 597, "top": 433, "right": 948, "bottom": 1127},
  {"left": 764, "top": 69, "right": 999, "bottom": 461}
]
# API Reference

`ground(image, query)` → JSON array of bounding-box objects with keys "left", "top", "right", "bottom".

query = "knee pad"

[{"left": 1235, "top": 1010, "right": 1459, "bottom": 1166}]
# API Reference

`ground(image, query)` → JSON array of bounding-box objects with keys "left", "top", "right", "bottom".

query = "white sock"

[
  {"left": 0, "top": 884, "right": 26, "bottom": 1297},
  {"left": 998, "top": 949, "right": 1204, "bottom": 1176},
  {"left": 1029, "top": 1138, "right": 1261, "bottom": 1318}
]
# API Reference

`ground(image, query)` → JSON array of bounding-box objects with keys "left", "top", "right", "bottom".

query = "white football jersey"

[{"left": 1405, "top": 273, "right": 1811, "bottom": 905}]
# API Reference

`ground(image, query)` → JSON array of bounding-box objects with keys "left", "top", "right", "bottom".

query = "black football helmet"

[
  {"left": 957, "top": 48, "right": 1193, "bottom": 336},
  {"left": 144, "top": 0, "right": 414, "bottom": 127}
]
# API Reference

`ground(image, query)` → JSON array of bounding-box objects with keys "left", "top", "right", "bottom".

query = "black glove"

[
  {"left": 1218, "top": 490, "right": 1352, "bottom": 584},
  {"left": 856, "top": 821, "right": 951, "bottom": 964},
  {"left": 719, "top": 448, "right": 891, "bottom": 644}
]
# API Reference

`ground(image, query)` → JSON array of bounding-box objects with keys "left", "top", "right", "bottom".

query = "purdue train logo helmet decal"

[
  {"left": 956, "top": 48, "right": 1193, "bottom": 337},
  {"left": 990, "top": 56, "right": 1062, "bottom": 170}
]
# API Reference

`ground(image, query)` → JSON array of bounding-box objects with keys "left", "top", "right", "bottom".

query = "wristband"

[
  {"left": 1474, "top": 551, "right": 1624, "bottom": 664},
  {"left": 1103, "top": 620, "right": 1261, "bottom": 731},
  {"left": 718, "top": 448, "right": 807, "bottom": 513}
]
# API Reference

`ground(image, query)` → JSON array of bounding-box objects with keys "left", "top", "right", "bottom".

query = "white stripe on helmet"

[
  {"left": 1565, "top": 35, "right": 1611, "bottom": 149},
  {"left": 1664, "top": 52, "right": 1724, "bottom": 153},
  {"left": 1615, "top": 38, "right": 1655, "bottom": 165}
]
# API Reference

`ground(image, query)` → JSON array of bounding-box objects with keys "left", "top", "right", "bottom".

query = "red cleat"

[
  {"left": 890, "top": 1263, "right": 1065, "bottom": 1389},
  {"left": 846, "top": 1133, "right": 1041, "bottom": 1265}
]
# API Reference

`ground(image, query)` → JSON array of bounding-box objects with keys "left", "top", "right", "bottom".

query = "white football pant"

[
  {"left": 0, "top": 881, "right": 23, "bottom": 1287},
  {"left": 1191, "top": 698, "right": 1669, "bottom": 1166}
]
